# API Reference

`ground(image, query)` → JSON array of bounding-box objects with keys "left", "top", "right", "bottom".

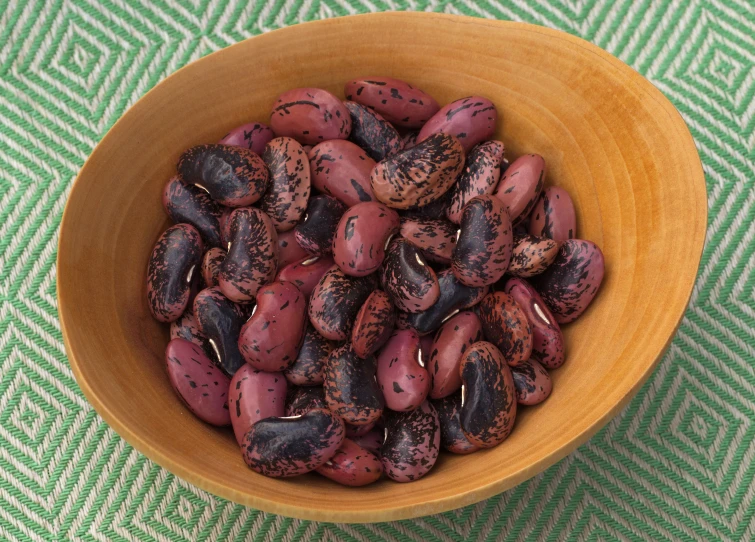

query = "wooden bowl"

[{"left": 57, "top": 12, "right": 707, "bottom": 522}]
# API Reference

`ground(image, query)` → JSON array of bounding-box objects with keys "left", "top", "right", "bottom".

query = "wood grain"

[{"left": 57, "top": 12, "right": 707, "bottom": 522}]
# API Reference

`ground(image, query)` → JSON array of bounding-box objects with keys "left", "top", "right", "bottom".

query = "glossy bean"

[
  {"left": 193, "top": 287, "right": 246, "bottom": 376},
  {"left": 170, "top": 311, "right": 214, "bottom": 359},
  {"left": 308, "top": 265, "right": 377, "bottom": 341},
  {"left": 218, "top": 122, "right": 275, "bottom": 155},
  {"left": 494, "top": 154, "right": 545, "bottom": 225},
  {"left": 332, "top": 202, "right": 400, "bottom": 276},
  {"left": 418, "top": 96, "right": 497, "bottom": 153},
  {"left": 508, "top": 232, "right": 559, "bottom": 278},
  {"left": 147, "top": 224, "right": 203, "bottom": 323},
  {"left": 165, "top": 338, "right": 230, "bottom": 426},
  {"left": 504, "top": 277, "right": 564, "bottom": 368},
  {"left": 399, "top": 217, "right": 457, "bottom": 264},
  {"left": 323, "top": 343, "right": 384, "bottom": 425},
  {"left": 309, "top": 140, "right": 375, "bottom": 206},
  {"left": 177, "top": 144, "right": 269, "bottom": 207},
  {"left": 219, "top": 207, "right": 278, "bottom": 303},
  {"left": 382, "top": 400, "right": 440, "bottom": 482},
  {"left": 377, "top": 329, "right": 430, "bottom": 412},
  {"left": 316, "top": 439, "right": 383, "bottom": 486},
  {"left": 344, "top": 77, "right": 439, "bottom": 129},
  {"left": 201, "top": 247, "right": 226, "bottom": 288},
  {"left": 228, "top": 365, "right": 286, "bottom": 445},
  {"left": 242, "top": 408, "right": 345, "bottom": 477},
  {"left": 286, "top": 386, "right": 329, "bottom": 416},
  {"left": 531, "top": 239, "right": 605, "bottom": 323},
  {"left": 350, "top": 428, "right": 384, "bottom": 455},
  {"left": 238, "top": 281, "right": 307, "bottom": 372},
  {"left": 528, "top": 186, "right": 576, "bottom": 242},
  {"left": 352, "top": 290, "right": 396, "bottom": 358},
  {"left": 284, "top": 325, "right": 336, "bottom": 386},
  {"left": 259, "top": 137, "right": 311, "bottom": 231},
  {"left": 276, "top": 255, "right": 334, "bottom": 298},
  {"left": 433, "top": 393, "right": 479, "bottom": 454},
  {"left": 380, "top": 238, "right": 440, "bottom": 313},
  {"left": 478, "top": 292, "right": 533, "bottom": 366},
  {"left": 511, "top": 358, "right": 552, "bottom": 405},
  {"left": 345, "top": 421, "right": 376, "bottom": 438},
  {"left": 345, "top": 101, "right": 402, "bottom": 162},
  {"left": 429, "top": 311, "right": 483, "bottom": 399},
  {"left": 459, "top": 341, "right": 516, "bottom": 448},
  {"left": 294, "top": 195, "right": 347, "bottom": 256},
  {"left": 162, "top": 176, "right": 223, "bottom": 248},
  {"left": 270, "top": 88, "right": 351, "bottom": 145},
  {"left": 371, "top": 133, "right": 464, "bottom": 209},
  {"left": 446, "top": 141, "right": 505, "bottom": 224},
  {"left": 452, "top": 195, "right": 513, "bottom": 287},
  {"left": 277, "top": 229, "right": 309, "bottom": 268}
]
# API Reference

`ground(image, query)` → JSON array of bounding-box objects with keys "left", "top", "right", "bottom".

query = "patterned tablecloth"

[{"left": 0, "top": 1, "right": 751, "bottom": 540}]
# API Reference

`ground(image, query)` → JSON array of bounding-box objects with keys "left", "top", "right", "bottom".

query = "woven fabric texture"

[{"left": 0, "top": 1, "right": 752, "bottom": 540}]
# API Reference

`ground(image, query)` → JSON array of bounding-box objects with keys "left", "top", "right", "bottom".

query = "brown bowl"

[{"left": 57, "top": 12, "right": 707, "bottom": 522}]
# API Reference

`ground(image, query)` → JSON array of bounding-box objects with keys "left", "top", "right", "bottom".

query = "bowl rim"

[{"left": 57, "top": 11, "right": 707, "bottom": 522}]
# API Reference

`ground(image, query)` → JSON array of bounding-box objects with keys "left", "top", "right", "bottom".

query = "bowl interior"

[{"left": 57, "top": 13, "right": 706, "bottom": 522}]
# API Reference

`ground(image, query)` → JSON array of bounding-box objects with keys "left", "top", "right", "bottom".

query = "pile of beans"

[{"left": 147, "top": 77, "right": 606, "bottom": 486}]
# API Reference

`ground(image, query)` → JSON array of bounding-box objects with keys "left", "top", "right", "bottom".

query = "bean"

[
  {"left": 294, "top": 195, "right": 347, "bottom": 256},
  {"left": 177, "top": 144, "right": 268, "bottom": 207},
  {"left": 323, "top": 343, "right": 384, "bottom": 426},
  {"left": 147, "top": 224, "right": 203, "bottom": 323},
  {"left": 459, "top": 341, "right": 516, "bottom": 448},
  {"left": 284, "top": 324, "right": 336, "bottom": 386},
  {"left": 344, "top": 77, "right": 439, "bottom": 129},
  {"left": 493, "top": 154, "right": 545, "bottom": 226},
  {"left": 276, "top": 255, "right": 334, "bottom": 298},
  {"left": 242, "top": 408, "right": 345, "bottom": 477},
  {"left": 531, "top": 239, "right": 605, "bottom": 324},
  {"left": 316, "top": 439, "right": 383, "bottom": 486},
  {"left": 446, "top": 141, "right": 505, "bottom": 224},
  {"left": 259, "top": 137, "right": 311, "bottom": 232},
  {"left": 351, "top": 290, "right": 396, "bottom": 358},
  {"left": 350, "top": 428, "right": 384, "bottom": 456},
  {"left": 401, "top": 131, "right": 419, "bottom": 151},
  {"left": 162, "top": 176, "right": 223, "bottom": 248},
  {"left": 165, "top": 338, "right": 230, "bottom": 426},
  {"left": 371, "top": 133, "right": 464, "bottom": 209},
  {"left": 218, "top": 122, "right": 274, "bottom": 155},
  {"left": 510, "top": 358, "right": 552, "bottom": 405},
  {"left": 418, "top": 96, "right": 497, "bottom": 153},
  {"left": 508, "top": 232, "right": 559, "bottom": 278},
  {"left": 193, "top": 287, "right": 246, "bottom": 376},
  {"left": 219, "top": 207, "right": 278, "bottom": 303},
  {"left": 529, "top": 186, "right": 576, "bottom": 242},
  {"left": 433, "top": 393, "right": 479, "bottom": 454},
  {"left": 270, "top": 88, "right": 351, "bottom": 145},
  {"left": 344, "top": 101, "right": 402, "bottom": 162},
  {"left": 429, "top": 311, "right": 483, "bottom": 399},
  {"left": 380, "top": 238, "right": 440, "bottom": 313},
  {"left": 238, "top": 281, "right": 307, "bottom": 372},
  {"left": 377, "top": 329, "right": 430, "bottom": 412},
  {"left": 309, "top": 140, "right": 375, "bottom": 207},
  {"left": 478, "top": 292, "right": 533, "bottom": 366},
  {"left": 399, "top": 217, "right": 457, "bottom": 264},
  {"left": 201, "top": 247, "right": 226, "bottom": 288},
  {"left": 219, "top": 206, "right": 233, "bottom": 247},
  {"left": 452, "top": 195, "right": 513, "bottom": 287},
  {"left": 382, "top": 400, "right": 440, "bottom": 482},
  {"left": 286, "top": 386, "right": 328, "bottom": 416},
  {"left": 399, "top": 191, "right": 452, "bottom": 220},
  {"left": 169, "top": 311, "right": 214, "bottom": 359},
  {"left": 228, "top": 364, "right": 286, "bottom": 445},
  {"left": 277, "top": 229, "right": 309, "bottom": 269},
  {"left": 345, "top": 420, "right": 376, "bottom": 438},
  {"left": 333, "top": 202, "right": 400, "bottom": 276},
  {"left": 308, "top": 265, "right": 377, "bottom": 341}
]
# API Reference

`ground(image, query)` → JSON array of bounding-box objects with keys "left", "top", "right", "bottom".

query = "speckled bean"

[
  {"left": 504, "top": 277, "right": 565, "bottom": 368},
  {"left": 332, "top": 202, "right": 400, "bottom": 276},
  {"left": 508, "top": 232, "right": 559, "bottom": 278},
  {"left": 352, "top": 290, "right": 396, "bottom": 359},
  {"left": 529, "top": 186, "right": 576, "bottom": 242},
  {"left": 401, "top": 131, "right": 419, "bottom": 151},
  {"left": 494, "top": 154, "right": 545, "bottom": 225},
  {"left": 350, "top": 429, "right": 384, "bottom": 455},
  {"left": 429, "top": 311, "right": 483, "bottom": 399},
  {"left": 459, "top": 341, "right": 516, "bottom": 448},
  {"left": 170, "top": 310, "right": 214, "bottom": 359},
  {"left": 284, "top": 325, "right": 336, "bottom": 386},
  {"left": 511, "top": 358, "right": 552, "bottom": 405},
  {"left": 219, "top": 207, "right": 278, "bottom": 303},
  {"left": 162, "top": 176, "right": 223, "bottom": 248},
  {"left": 165, "top": 338, "right": 231, "bottom": 426},
  {"left": 382, "top": 400, "right": 440, "bottom": 482},
  {"left": 219, "top": 122, "right": 275, "bottom": 155},
  {"left": 270, "top": 88, "right": 351, "bottom": 145},
  {"left": 286, "top": 386, "right": 329, "bottom": 416},
  {"left": 376, "top": 329, "right": 430, "bottom": 412},
  {"left": 433, "top": 393, "right": 479, "bottom": 454},
  {"left": 308, "top": 265, "right": 377, "bottom": 341},
  {"left": 532, "top": 239, "right": 605, "bottom": 324},
  {"left": 177, "top": 144, "right": 269, "bottom": 207},
  {"left": 242, "top": 408, "right": 345, "bottom": 478},
  {"left": 399, "top": 217, "right": 458, "bottom": 264},
  {"left": 147, "top": 224, "right": 203, "bottom": 323},
  {"left": 316, "top": 438, "right": 383, "bottom": 486},
  {"left": 309, "top": 140, "right": 375, "bottom": 207},
  {"left": 371, "top": 133, "right": 464, "bottom": 209},
  {"left": 345, "top": 101, "right": 402, "bottom": 162},
  {"left": 259, "top": 137, "right": 311, "bottom": 232},
  {"left": 400, "top": 191, "right": 452, "bottom": 220},
  {"left": 201, "top": 247, "right": 226, "bottom": 288},
  {"left": 228, "top": 364, "right": 286, "bottom": 445},
  {"left": 345, "top": 421, "right": 376, "bottom": 438},
  {"left": 418, "top": 96, "right": 497, "bottom": 153},
  {"left": 446, "top": 141, "right": 505, "bottom": 224},
  {"left": 219, "top": 207, "right": 233, "bottom": 247},
  {"left": 238, "top": 281, "right": 307, "bottom": 372},
  {"left": 276, "top": 255, "right": 334, "bottom": 298},
  {"left": 277, "top": 229, "right": 309, "bottom": 268},
  {"left": 344, "top": 77, "right": 440, "bottom": 129},
  {"left": 478, "top": 292, "right": 533, "bottom": 367},
  {"left": 193, "top": 287, "right": 246, "bottom": 376},
  {"left": 294, "top": 195, "right": 347, "bottom": 256},
  {"left": 323, "top": 343, "right": 384, "bottom": 425},
  {"left": 380, "top": 238, "right": 440, "bottom": 313}
]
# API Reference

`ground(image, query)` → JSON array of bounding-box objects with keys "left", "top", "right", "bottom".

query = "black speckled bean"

[
  {"left": 509, "top": 232, "right": 559, "bottom": 278},
  {"left": 316, "top": 438, "right": 383, "bottom": 486},
  {"left": 277, "top": 229, "right": 309, "bottom": 268},
  {"left": 511, "top": 358, "right": 552, "bottom": 405},
  {"left": 344, "top": 101, "right": 402, "bottom": 162},
  {"left": 377, "top": 329, "right": 430, "bottom": 412},
  {"left": 270, "top": 88, "right": 351, "bottom": 145},
  {"left": 201, "top": 247, "right": 225, "bottom": 288},
  {"left": 478, "top": 292, "right": 533, "bottom": 366},
  {"left": 285, "top": 386, "right": 329, "bottom": 416},
  {"left": 162, "top": 176, "right": 223, "bottom": 248},
  {"left": 429, "top": 310, "right": 483, "bottom": 399},
  {"left": 308, "top": 265, "right": 377, "bottom": 341},
  {"left": 228, "top": 364, "right": 286, "bottom": 445},
  {"left": 275, "top": 255, "right": 334, "bottom": 298},
  {"left": 345, "top": 77, "right": 440, "bottom": 129},
  {"left": 446, "top": 141, "right": 505, "bottom": 224},
  {"left": 380, "top": 238, "right": 440, "bottom": 313},
  {"left": 169, "top": 310, "right": 214, "bottom": 359},
  {"left": 351, "top": 290, "right": 396, "bottom": 359},
  {"left": 323, "top": 343, "right": 384, "bottom": 426},
  {"left": 309, "top": 140, "right": 376, "bottom": 207},
  {"left": 284, "top": 324, "right": 337, "bottom": 386},
  {"left": 433, "top": 393, "right": 479, "bottom": 454},
  {"left": 259, "top": 137, "right": 311, "bottom": 232},
  {"left": 294, "top": 195, "right": 347, "bottom": 256},
  {"left": 494, "top": 154, "right": 545, "bottom": 226},
  {"left": 399, "top": 217, "right": 458, "bottom": 264},
  {"left": 219, "top": 122, "right": 274, "bottom": 155},
  {"left": 418, "top": 96, "right": 497, "bottom": 153},
  {"left": 382, "top": 400, "right": 440, "bottom": 482},
  {"left": 192, "top": 287, "right": 246, "bottom": 376},
  {"left": 332, "top": 202, "right": 400, "bottom": 277},
  {"left": 528, "top": 186, "right": 576, "bottom": 242}
]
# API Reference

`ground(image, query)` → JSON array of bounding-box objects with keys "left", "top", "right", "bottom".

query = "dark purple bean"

[
  {"left": 433, "top": 393, "right": 479, "bottom": 454},
  {"left": 511, "top": 358, "right": 552, "bottom": 405},
  {"left": 429, "top": 311, "right": 483, "bottom": 399},
  {"left": 228, "top": 364, "right": 286, "bottom": 445},
  {"left": 493, "top": 154, "right": 545, "bottom": 226},
  {"left": 270, "top": 88, "right": 351, "bottom": 145},
  {"left": 478, "top": 292, "right": 533, "bottom": 367},
  {"left": 351, "top": 428, "right": 384, "bottom": 455},
  {"left": 193, "top": 287, "right": 245, "bottom": 376},
  {"left": 351, "top": 290, "right": 396, "bottom": 358},
  {"left": 344, "top": 101, "right": 402, "bottom": 162},
  {"left": 332, "top": 202, "right": 400, "bottom": 276},
  {"left": 446, "top": 141, "right": 505, "bottom": 224},
  {"left": 147, "top": 224, "right": 203, "bottom": 323},
  {"left": 380, "top": 238, "right": 439, "bottom": 313},
  {"left": 376, "top": 329, "right": 429, "bottom": 412},
  {"left": 399, "top": 217, "right": 458, "bottom": 264},
  {"left": 345, "top": 77, "right": 439, "bottom": 129},
  {"left": 382, "top": 400, "right": 440, "bottom": 482},
  {"left": 399, "top": 191, "right": 452, "bottom": 220},
  {"left": 316, "top": 439, "right": 383, "bottom": 486},
  {"left": 286, "top": 386, "right": 328, "bottom": 416},
  {"left": 219, "top": 206, "right": 232, "bottom": 246},
  {"left": 284, "top": 324, "right": 336, "bottom": 386},
  {"left": 509, "top": 232, "right": 559, "bottom": 278},
  {"left": 259, "top": 137, "right": 311, "bottom": 232},
  {"left": 177, "top": 144, "right": 269, "bottom": 207},
  {"left": 201, "top": 247, "right": 226, "bottom": 288},
  {"left": 308, "top": 265, "right": 377, "bottom": 341},
  {"left": 528, "top": 186, "right": 576, "bottom": 242},
  {"left": 276, "top": 255, "right": 334, "bottom": 298},
  {"left": 323, "top": 343, "right": 384, "bottom": 426},
  {"left": 309, "top": 140, "right": 375, "bottom": 207},
  {"left": 170, "top": 311, "right": 214, "bottom": 359},
  {"left": 418, "top": 96, "right": 497, "bottom": 153},
  {"left": 219, "top": 122, "right": 274, "bottom": 155},
  {"left": 294, "top": 195, "right": 347, "bottom": 256},
  {"left": 345, "top": 420, "right": 376, "bottom": 438},
  {"left": 242, "top": 408, "right": 345, "bottom": 478},
  {"left": 459, "top": 341, "right": 516, "bottom": 448},
  {"left": 162, "top": 176, "right": 223, "bottom": 248},
  {"left": 277, "top": 229, "right": 309, "bottom": 268},
  {"left": 401, "top": 131, "right": 419, "bottom": 151}
]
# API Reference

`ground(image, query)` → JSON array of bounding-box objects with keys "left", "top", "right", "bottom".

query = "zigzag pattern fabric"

[{"left": 0, "top": 1, "right": 753, "bottom": 540}]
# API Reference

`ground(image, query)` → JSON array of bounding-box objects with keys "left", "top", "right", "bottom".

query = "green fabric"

[{"left": 0, "top": 0, "right": 751, "bottom": 540}]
